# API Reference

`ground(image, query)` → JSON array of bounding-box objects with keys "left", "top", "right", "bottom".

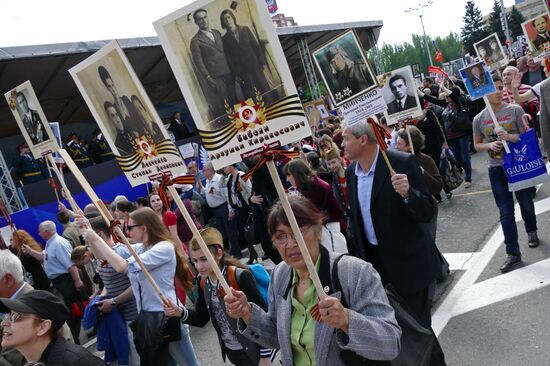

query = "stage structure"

[{"left": 0, "top": 150, "right": 24, "bottom": 214}]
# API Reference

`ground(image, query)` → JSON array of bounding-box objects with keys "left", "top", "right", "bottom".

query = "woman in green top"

[{"left": 224, "top": 195, "right": 401, "bottom": 365}]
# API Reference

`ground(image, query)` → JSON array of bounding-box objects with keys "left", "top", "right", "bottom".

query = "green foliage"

[
  {"left": 508, "top": 6, "right": 526, "bottom": 39},
  {"left": 368, "top": 32, "right": 464, "bottom": 75},
  {"left": 461, "top": 0, "right": 488, "bottom": 55}
]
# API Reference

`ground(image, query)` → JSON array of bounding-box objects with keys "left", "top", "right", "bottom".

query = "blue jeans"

[
  {"left": 167, "top": 323, "right": 199, "bottom": 366},
  {"left": 449, "top": 135, "right": 472, "bottom": 182},
  {"left": 488, "top": 166, "right": 537, "bottom": 256}
]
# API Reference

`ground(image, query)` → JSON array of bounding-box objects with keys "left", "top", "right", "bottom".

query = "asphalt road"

[{"left": 85, "top": 151, "right": 550, "bottom": 365}]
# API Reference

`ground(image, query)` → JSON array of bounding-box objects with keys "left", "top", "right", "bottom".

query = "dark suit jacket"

[
  {"left": 387, "top": 95, "right": 417, "bottom": 115},
  {"left": 345, "top": 149, "right": 440, "bottom": 296},
  {"left": 23, "top": 109, "right": 47, "bottom": 144},
  {"left": 190, "top": 29, "right": 231, "bottom": 78},
  {"left": 167, "top": 119, "right": 190, "bottom": 141},
  {"left": 533, "top": 33, "right": 550, "bottom": 51}
]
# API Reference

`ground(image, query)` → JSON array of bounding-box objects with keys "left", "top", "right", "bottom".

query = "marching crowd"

[{"left": 1, "top": 55, "right": 550, "bottom": 366}]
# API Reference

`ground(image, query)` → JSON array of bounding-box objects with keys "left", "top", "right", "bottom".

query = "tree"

[
  {"left": 369, "top": 32, "right": 464, "bottom": 74},
  {"left": 461, "top": 0, "right": 488, "bottom": 55},
  {"left": 508, "top": 6, "right": 526, "bottom": 39}
]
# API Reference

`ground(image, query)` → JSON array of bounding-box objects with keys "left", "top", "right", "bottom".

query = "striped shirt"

[
  {"left": 96, "top": 244, "right": 138, "bottom": 321},
  {"left": 502, "top": 84, "right": 538, "bottom": 105}
]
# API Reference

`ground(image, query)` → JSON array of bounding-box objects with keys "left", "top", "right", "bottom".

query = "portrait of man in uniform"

[
  {"left": 312, "top": 30, "right": 376, "bottom": 106},
  {"left": 15, "top": 92, "right": 47, "bottom": 145}
]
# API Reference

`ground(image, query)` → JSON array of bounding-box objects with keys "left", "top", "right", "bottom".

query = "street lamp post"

[{"left": 405, "top": 1, "right": 435, "bottom": 66}]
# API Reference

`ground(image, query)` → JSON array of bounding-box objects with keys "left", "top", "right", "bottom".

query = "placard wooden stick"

[
  {"left": 57, "top": 149, "right": 168, "bottom": 304},
  {"left": 266, "top": 160, "right": 326, "bottom": 299},
  {"left": 46, "top": 154, "right": 79, "bottom": 212},
  {"left": 483, "top": 96, "right": 510, "bottom": 154},
  {"left": 167, "top": 185, "right": 231, "bottom": 295}
]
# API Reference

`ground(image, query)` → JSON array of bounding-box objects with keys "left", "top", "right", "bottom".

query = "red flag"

[
  {"left": 427, "top": 65, "right": 448, "bottom": 78},
  {"left": 434, "top": 50, "right": 443, "bottom": 63}
]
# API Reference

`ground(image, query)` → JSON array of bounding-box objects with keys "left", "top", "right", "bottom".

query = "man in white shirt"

[{"left": 199, "top": 162, "right": 241, "bottom": 258}]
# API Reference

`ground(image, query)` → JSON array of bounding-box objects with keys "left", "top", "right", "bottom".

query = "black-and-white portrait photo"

[
  {"left": 381, "top": 65, "right": 422, "bottom": 125},
  {"left": 70, "top": 41, "right": 186, "bottom": 186},
  {"left": 155, "top": 0, "right": 311, "bottom": 169},
  {"left": 156, "top": 0, "right": 285, "bottom": 129},
  {"left": 5, "top": 80, "right": 59, "bottom": 157},
  {"left": 15, "top": 91, "right": 47, "bottom": 145},
  {"left": 474, "top": 33, "right": 508, "bottom": 70},
  {"left": 312, "top": 30, "right": 376, "bottom": 106}
]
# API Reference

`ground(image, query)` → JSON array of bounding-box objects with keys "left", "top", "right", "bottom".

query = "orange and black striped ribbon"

[
  {"left": 368, "top": 117, "right": 392, "bottom": 151},
  {"left": 158, "top": 175, "right": 196, "bottom": 209},
  {"left": 242, "top": 149, "right": 300, "bottom": 181},
  {"left": 109, "top": 219, "right": 122, "bottom": 244}
]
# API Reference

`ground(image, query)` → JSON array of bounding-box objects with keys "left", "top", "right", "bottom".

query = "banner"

[
  {"left": 69, "top": 41, "right": 187, "bottom": 186},
  {"left": 340, "top": 88, "right": 387, "bottom": 126},
  {"left": 154, "top": 0, "right": 310, "bottom": 169}
]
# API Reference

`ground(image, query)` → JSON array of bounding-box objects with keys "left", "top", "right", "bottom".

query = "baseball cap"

[{"left": 0, "top": 290, "right": 69, "bottom": 331}]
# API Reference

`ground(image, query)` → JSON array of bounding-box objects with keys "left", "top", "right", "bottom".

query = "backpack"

[
  {"left": 199, "top": 264, "right": 270, "bottom": 306},
  {"left": 331, "top": 254, "right": 435, "bottom": 366}
]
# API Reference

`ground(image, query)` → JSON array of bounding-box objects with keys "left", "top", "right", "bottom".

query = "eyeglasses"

[
  {"left": 126, "top": 224, "right": 142, "bottom": 231},
  {"left": 271, "top": 226, "right": 311, "bottom": 247},
  {"left": 1, "top": 311, "right": 42, "bottom": 324}
]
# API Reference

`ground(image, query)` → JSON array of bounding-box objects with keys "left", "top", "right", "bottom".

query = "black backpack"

[{"left": 331, "top": 254, "right": 435, "bottom": 365}]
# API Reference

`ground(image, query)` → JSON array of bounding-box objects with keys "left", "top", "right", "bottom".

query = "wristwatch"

[{"left": 110, "top": 298, "right": 118, "bottom": 307}]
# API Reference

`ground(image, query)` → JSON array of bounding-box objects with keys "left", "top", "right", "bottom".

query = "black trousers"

[{"left": 51, "top": 273, "right": 81, "bottom": 344}]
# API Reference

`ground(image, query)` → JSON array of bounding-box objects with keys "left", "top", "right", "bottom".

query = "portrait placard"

[
  {"left": 521, "top": 13, "right": 550, "bottom": 61},
  {"left": 312, "top": 29, "right": 377, "bottom": 107},
  {"left": 380, "top": 65, "right": 423, "bottom": 126},
  {"left": 459, "top": 61, "right": 496, "bottom": 101},
  {"left": 49, "top": 122, "right": 64, "bottom": 163},
  {"left": 450, "top": 58, "right": 465, "bottom": 77},
  {"left": 69, "top": 41, "right": 186, "bottom": 186},
  {"left": 4, "top": 81, "right": 59, "bottom": 157},
  {"left": 474, "top": 33, "right": 508, "bottom": 71},
  {"left": 411, "top": 63, "right": 421, "bottom": 77},
  {"left": 154, "top": 0, "right": 310, "bottom": 169}
]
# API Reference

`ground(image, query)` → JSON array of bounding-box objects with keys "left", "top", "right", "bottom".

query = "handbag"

[
  {"left": 130, "top": 282, "right": 181, "bottom": 357},
  {"left": 449, "top": 99, "right": 472, "bottom": 132},
  {"left": 331, "top": 255, "right": 434, "bottom": 366},
  {"left": 440, "top": 148, "right": 463, "bottom": 192},
  {"left": 243, "top": 207, "right": 257, "bottom": 245},
  {"left": 503, "top": 128, "right": 550, "bottom": 192}
]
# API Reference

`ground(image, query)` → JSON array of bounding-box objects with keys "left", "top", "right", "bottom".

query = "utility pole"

[
  {"left": 499, "top": 0, "right": 511, "bottom": 44},
  {"left": 405, "top": 1, "right": 435, "bottom": 66}
]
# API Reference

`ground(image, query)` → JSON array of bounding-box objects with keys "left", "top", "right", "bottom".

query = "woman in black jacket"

[{"left": 163, "top": 227, "right": 272, "bottom": 366}]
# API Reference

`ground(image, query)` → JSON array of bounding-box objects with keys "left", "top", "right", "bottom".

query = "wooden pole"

[
  {"left": 483, "top": 96, "right": 510, "bottom": 154},
  {"left": 405, "top": 125, "right": 415, "bottom": 155},
  {"left": 167, "top": 185, "right": 231, "bottom": 295},
  {"left": 57, "top": 149, "right": 168, "bottom": 304},
  {"left": 44, "top": 156, "right": 61, "bottom": 204},
  {"left": 45, "top": 154, "right": 79, "bottom": 212},
  {"left": 266, "top": 160, "right": 327, "bottom": 299}
]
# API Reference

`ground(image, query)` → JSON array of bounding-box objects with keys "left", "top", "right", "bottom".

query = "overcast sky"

[{"left": 0, "top": 0, "right": 516, "bottom": 48}]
